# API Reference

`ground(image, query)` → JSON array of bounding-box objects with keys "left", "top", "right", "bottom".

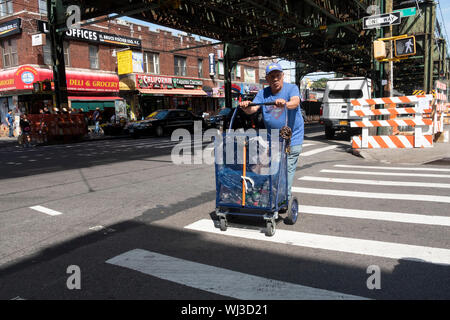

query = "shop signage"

[
  {"left": 208, "top": 53, "right": 215, "bottom": 76},
  {"left": 117, "top": 50, "right": 133, "bottom": 75},
  {"left": 136, "top": 74, "right": 203, "bottom": 90},
  {"left": 37, "top": 21, "right": 141, "bottom": 48},
  {"left": 136, "top": 75, "right": 173, "bottom": 89},
  {"left": 32, "top": 33, "right": 46, "bottom": 46},
  {"left": 172, "top": 78, "right": 203, "bottom": 89},
  {"left": 0, "top": 18, "right": 21, "bottom": 38},
  {"left": 0, "top": 65, "right": 119, "bottom": 92}
]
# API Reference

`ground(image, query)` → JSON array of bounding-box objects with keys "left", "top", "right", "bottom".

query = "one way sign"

[{"left": 363, "top": 12, "right": 401, "bottom": 29}]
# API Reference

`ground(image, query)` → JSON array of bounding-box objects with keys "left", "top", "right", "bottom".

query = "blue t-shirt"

[
  {"left": 6, "top": 113, "right": 13, "bottom": 125},
  {"left": 252, "top": 83, "right": 304, "bottom": 146}
]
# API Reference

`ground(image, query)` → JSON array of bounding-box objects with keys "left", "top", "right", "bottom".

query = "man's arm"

[{"left": 239, "top": 101, "right": 260, "bottom": 115}]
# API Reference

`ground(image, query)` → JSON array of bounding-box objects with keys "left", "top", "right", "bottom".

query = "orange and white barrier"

[
  {"left": 433, "top": 81, "right": 447, "bottom": 138},
  {"left": 351, "top": 95, "right": 433, "bottom": 107},
  {"left": 350, "top": 94, "right": 433, "bottom": 149}
]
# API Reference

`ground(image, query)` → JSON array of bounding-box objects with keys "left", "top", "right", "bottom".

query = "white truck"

[{"left": 320, "top": 77, "right": 372, "bottom": 139}]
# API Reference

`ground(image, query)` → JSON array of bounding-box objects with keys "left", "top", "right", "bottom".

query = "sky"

[{"left": 122, "top": 1, "right": 450, "bottom": 82}]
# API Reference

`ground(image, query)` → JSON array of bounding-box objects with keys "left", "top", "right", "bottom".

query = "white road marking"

[
  {"left": 335, "top": 164, "right": 450, "bottom": 172},
  {"left": 300, "top": 145, "right": 338, "bottom": 157},
  {"left": 29, "top": 205, "right": 63, "bottom": 216},
  {"left": 299, "top": 176, "right": 450, "bottom": 189},
  {"left": 185, "top": 219, "right": 450, "bottom": 265},
  {"left": 321, "top": 169, "right": 450, "bottom": 179},
  {"left": 302, "top": 143, "right": 315, "bottom": 147},
  {"left": 292, "top": 186, "right": 450, "bottom": 203},
  {"left": 106, "top": 248, "right": 367, "bottom": 300},
  {"left": 304, "top": 132, "right": 324, "bottom": 138},
  {"left": 299, "top": 205, "right": 450, "bottom": 227}
]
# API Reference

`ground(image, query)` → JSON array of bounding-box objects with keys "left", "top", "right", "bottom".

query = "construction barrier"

[
  {"left": 350, "top": 94, "right": 434, "bottom": 149},
  {"left": 27, "top": 114, "right": 88, "bottom": 144},
  {"left": 432, "top": 81, "right": 448, "bottom": 142}
]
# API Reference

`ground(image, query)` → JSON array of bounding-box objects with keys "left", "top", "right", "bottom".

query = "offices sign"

[{"left": 37, "top": 21, "right": 141, "bottom": 48}]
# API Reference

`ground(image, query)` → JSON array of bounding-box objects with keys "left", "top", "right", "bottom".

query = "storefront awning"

[
  {"left": 0, "top": 65, "right": 119, "bottom": 93},
  {"left": 139, "top": 88, "right": 207, "bottom": 96},
  {"left": 68, "top": 96, "right": 123, "bottom": 101}
]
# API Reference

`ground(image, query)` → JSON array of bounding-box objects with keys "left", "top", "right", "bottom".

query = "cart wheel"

[
  {"left": 265, "top": 221, "right": 275, "bottom": 237},
  {"left": 219, "top": 217, "right": 227, "bottom": 231},
  {"left": 284, "top": 196, "right": 299, "bottom": 225}
]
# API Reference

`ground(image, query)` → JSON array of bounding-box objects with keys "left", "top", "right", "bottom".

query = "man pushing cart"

[{"left": 214, "top": 63, "right": 304, "bottom": 236}]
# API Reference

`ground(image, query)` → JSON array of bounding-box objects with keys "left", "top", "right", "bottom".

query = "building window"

[
  {"left": 245, "top": 67, "right": 255, "bottom": 83},
  {"left": 0, "top": 0, "right": 13, "bottom": 17},
  {"left": 218, "top": 60, "right": 224, "bottom": 76},
  {"left": 174, "top": 55, "right": 186, "bottom": 76},
  {"left": 63, "top": 41, "right": 70, "bottom": 66},
  {"left": 89, "top": 45, "right": 99, "bottom": 69},
  {"left": 38, "top": 0, "right": 47, "bottom": 15},
  {"left": 1, "top": 38, "right": 18, "bottom": 68},
  {"left": 198, "top": 59, "right": 203, "bottom": 78},
  {"left": 144, "top": 52, "right": 159, "bottom": 74},
  {"left": 43, "top": 42, "right": 70, "bottom": 66},
  {"left": 43, "top": 41, "right": 52, "bottom": 65}
]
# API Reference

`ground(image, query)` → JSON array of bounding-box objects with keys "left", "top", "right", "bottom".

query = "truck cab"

[{"left": 320, "top": 77, "right": 372, "bottom": 139}]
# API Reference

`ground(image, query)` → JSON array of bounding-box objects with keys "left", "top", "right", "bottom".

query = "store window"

[
  {"left": 144, "top": 52, "right": 159, "bottom": 74},
  {"left": 198, "top": 59, "right": 203, "bottom": 78},
  {"left": 1, "top": 38, "right": 18, "bottom": 68},
  {"left": 89, "top": 45, "right": 99, "bottom": 69},
  {"left": 174, "top": 55, "right": 186, "bottom": 76},
  {"left": 38, "top": 0, "right": 47, "bottom": 15},
  {"left": 0, "top": 0, "right": 13, "bottom": 17}
]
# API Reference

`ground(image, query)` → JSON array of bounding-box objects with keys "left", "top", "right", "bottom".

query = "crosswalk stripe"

[
  {"left": 292, "top": 187, "right": 450, "bottom": 203},
  {"left": 185, "top": 220, "right": 450, "bottom": 265},
  {"left": 29, "top": 205, "right": 63, "bottom": 216},
  {"left": 321, "top": 169, "right": 450, "bottom": 179},
  {"left": 106, "top": 248, "right": 367, "bottom": 300},
  {"left": 300, "top": 145, "right": 337, "bottom": 157},
  {"left": 299, "top": 205, "right": 450, "bottom": 226},
  {"left": 299, "top": 176, "right": 450, "bottom": 189},
  {"left": 335, "top": 164, "right": 450, "bottom": 172}
]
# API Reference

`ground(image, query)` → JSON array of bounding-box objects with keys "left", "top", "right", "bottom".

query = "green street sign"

[{"left": 393, "top": 7, "right": 417, "bottom": 18}]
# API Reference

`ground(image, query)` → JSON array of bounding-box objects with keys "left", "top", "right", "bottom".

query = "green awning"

[{"left": 71, "top": 101, "right": 115, "bottom": 111}]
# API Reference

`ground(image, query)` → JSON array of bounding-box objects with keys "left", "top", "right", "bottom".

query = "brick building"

[{"left": 0, "top": 0, "right": 262, "bottom": 134}]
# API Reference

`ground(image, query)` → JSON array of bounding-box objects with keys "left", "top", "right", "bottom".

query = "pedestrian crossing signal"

[{"left": 394, "top": 36, "right": 416, "bottom": 58}]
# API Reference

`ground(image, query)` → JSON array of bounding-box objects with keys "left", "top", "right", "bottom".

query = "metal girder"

[{"left": 61, "top": 0, "right": 375, "bottom": 76}]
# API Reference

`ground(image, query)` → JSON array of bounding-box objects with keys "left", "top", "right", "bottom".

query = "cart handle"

[{"left": 228, "top": 102, "right": 289, "bottom": 132}]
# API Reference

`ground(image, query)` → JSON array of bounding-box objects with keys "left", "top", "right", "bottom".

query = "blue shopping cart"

[{"left": 214, "top": 103, "right": 299, "bottom": 236}]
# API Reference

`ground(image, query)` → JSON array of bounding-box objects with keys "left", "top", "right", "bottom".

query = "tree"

[{"left": 311, "top": 78, "right": 329, "bottom": 89}]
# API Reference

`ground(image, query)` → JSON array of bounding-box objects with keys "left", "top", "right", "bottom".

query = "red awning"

[
  {"left": 139, "top": 88, "right": 207, "bottom": 96},
  {"left": 68, "top": 96, "right": 123, "bottom": 101},
  {"left": 0, "top": 65, "right": 119, "bottom": 92}
]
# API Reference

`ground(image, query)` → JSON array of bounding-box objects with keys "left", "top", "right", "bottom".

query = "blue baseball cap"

[{"left": 266, "top": 63, "right": 283, "bottom": 75}]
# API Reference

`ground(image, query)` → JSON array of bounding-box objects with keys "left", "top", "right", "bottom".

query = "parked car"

[
  {"left": 126, "top": 109, "right": 205, "bottom": 138},
  {"left": 205, "top": 107, "right": 233, "bottom": 129}
]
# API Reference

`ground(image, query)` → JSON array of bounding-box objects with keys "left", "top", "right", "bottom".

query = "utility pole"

[{"left": 423, "top": 0, "right": 436, "bottom": 93}]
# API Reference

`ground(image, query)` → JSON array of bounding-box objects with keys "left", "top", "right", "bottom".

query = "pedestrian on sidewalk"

[
  {"left": 5, "top": 110, "right": 14, "bottom": 138},
  {"left": 19, "top": 114, "right": 32, "bottom": 147},
  {"left": 239, "top": 62, "right": 304, "bottom": 202},
  {"left": 93, "top": 108, "right": 101, "bottom": 134}
]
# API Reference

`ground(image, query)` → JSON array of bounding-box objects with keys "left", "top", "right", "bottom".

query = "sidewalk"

[
  {"left": 0, "top": 133, "right": 128, "bottom": 149},
  {"left": 351, "top": 142, "right": 450, "bottom": 165}
]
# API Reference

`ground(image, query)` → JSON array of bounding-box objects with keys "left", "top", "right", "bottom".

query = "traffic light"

[
  {"left": 42, "top": 80, "right": 52, "bottom": 92},
  {"left": 394, "top": 35, "right": 416, "bottom": 58},
  {"left": 373, "top": 40, "right": 386, "bottom": 60}
]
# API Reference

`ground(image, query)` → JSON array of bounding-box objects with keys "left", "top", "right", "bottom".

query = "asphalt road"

[{"left": 0, "top": 124, "right": 449, "bottom": 302}]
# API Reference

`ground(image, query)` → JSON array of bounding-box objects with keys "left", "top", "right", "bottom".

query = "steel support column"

[{"left": 47, "top": 0, "right": 68, "bottom": 111}]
